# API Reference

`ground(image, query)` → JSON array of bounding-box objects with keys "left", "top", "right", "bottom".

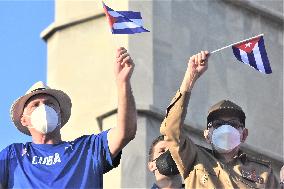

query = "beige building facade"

[{"left": 41, "top": 0, "right": 283, "bottom": 188}]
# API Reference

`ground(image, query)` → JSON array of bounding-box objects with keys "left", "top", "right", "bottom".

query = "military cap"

[{"left": 207, "top": 100, "right": 246, "bottom": 127}]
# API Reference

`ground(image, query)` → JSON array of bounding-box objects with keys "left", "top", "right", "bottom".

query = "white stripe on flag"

[
  {"left": 129, "top": 19, "right": 142, "bottom": 26},
  {"left": 252, "top": 43, "right": 266, "bottom": 73},
  {"left": 113, "top": 22, "right": 141, "bottom": 29},
  {"left": 239, "top": 49, "right": 249, "bottom": 65},
  {"left": 108, "top": 11, "right": 124, "bottom": 18}
]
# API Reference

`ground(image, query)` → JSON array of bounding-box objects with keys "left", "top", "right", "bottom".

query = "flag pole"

[{"left": 210, "top": 33, "right": 264, "bottom": 54}]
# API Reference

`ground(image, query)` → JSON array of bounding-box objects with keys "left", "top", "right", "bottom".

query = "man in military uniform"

[{"left": 160, "top": 51, "right": 279, "bottom": 188}]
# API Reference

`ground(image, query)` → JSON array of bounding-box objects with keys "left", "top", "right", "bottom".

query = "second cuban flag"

[
  {"left": 232, "top": 36, "right": 272, "bottom": 74},
  {"left": 103, "top": 2, "right": 150, "bottom": 34}
]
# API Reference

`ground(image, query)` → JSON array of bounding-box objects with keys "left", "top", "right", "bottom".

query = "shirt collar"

[{"left": 151, "top": 183, "right": 160, "bottom": 189}]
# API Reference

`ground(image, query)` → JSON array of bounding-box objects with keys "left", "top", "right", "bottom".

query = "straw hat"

[{"left": 10, "top": 81, "right": 72, "bottom": 135}]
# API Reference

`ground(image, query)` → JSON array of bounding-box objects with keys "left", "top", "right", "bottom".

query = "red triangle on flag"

[
  {"left": 103, "top": 6, "right": 117, "bottom": 28},
  {"left": 233, "top": 37, "right": 260, "bottom": 53}
]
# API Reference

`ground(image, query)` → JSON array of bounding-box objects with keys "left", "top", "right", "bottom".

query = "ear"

[
  {"left": 203, "top": 129, "right": 211, "bottom": 144},
  {"left": 241, "top": 128, "right": 248, "bottom": 142},
  {"left": 20, "top": 115, "right": 29, "bottom": 127},
  {"left": 148, "top": 161, "right": 156, "bottom": 172}
]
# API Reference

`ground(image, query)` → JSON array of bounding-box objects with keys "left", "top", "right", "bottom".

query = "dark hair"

[{"left": 148, "top": 135, "right": 164, "bottom": 162}]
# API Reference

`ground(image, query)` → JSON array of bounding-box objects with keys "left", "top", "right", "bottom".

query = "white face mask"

[
  {"left": 28, "top": 104, "right": 60, "bottom": 134},
  {"left": 211, "top": 124, "right": 241, "bottom": 153}
]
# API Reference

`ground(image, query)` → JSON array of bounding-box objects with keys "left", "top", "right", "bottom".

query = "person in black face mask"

[{"left": 148, "top": 135, "right": 184, "bottom": 189}]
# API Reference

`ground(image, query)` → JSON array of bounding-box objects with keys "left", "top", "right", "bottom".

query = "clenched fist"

[
  {"left": 180, "top": 51, "right": 210, "bottom": 92},
  {"left": 187, "top": 50, "right": 210, "bottom": 79},
  {"left": 115, "top": 47, "right": 135, "bottom": 84}
]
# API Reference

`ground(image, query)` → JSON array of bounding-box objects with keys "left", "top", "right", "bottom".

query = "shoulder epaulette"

[
  {"left": 245, "top": 154, "right": 272, "bottom": 168},
  {"left": 196, "top": 145, "right": 213, "bottom": 155}
]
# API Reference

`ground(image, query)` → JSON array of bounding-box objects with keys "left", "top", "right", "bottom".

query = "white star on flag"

[{"left": 245, "top": 42, "right": 252, "bottom": 48}]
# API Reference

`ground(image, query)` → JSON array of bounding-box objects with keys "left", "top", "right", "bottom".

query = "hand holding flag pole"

[{"left": 210, "top": 34, "right": 272, "bottom": 74}]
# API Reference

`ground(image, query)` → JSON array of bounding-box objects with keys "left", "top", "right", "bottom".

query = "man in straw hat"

[
  {"left": 0, "top": 47, "right": 137, "bottom": 188},
  {"left": 160, "top": 51, "right": 279, "bottom": 188}
]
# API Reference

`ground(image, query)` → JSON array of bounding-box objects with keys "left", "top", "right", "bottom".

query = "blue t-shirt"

[{"left": 0, "top": 130, "right": 121, "bottom": 189}]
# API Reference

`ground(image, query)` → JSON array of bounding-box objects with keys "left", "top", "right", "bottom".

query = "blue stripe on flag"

[
  {"left": 232, "top": 46, "right": 242, "bottom": 62},
  {"left": 113, "top": 27, "right": 149, "bottom": 34},
  {"left": 247, "top": 52, "right": 259, "bottom": 71},
  {"left": 117, "top": 11, "right": 141, "bottom": 19},
  {"left": 258, "top": 36, "right": 272, "bottom": 74},
  {"left": 114, "top": 16, "right": 138, "bottom": 23}
]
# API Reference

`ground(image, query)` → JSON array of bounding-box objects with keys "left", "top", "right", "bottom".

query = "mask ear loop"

[
  {"left": 239, "top": 127, "right": 245, "bottom": 143},
  {"left": 152, "top": 157, "right": 157, "bottom": 162},
  {"left": 150, "top": 158, "right": 158, "bottom": 174},
  {"left": 21, "top": 113, "right": 35, "bottom": 129},
  {"left": 204, "top": 128, "right": 213, "bottom": 144},
  {"left": 152, "top": 168, "right": 158, "bottom": 174},
  {"left": 206, "top": 122, "right": 216, "bottom": 145},
  {"left": 26, "top": 125, "right": 35, "bottom": 129}
]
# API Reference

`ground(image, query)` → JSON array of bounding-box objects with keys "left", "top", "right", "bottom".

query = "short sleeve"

[
  {"left": 0, "top": 146, "right": 12, "bottom": 189},
  {"left": 92, "top": 130, "right": 122, "bottom": 174}
]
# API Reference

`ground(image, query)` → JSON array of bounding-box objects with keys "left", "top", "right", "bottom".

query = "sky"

[{"left": 0, "top": 0, "right": 54, "bottom": 150}]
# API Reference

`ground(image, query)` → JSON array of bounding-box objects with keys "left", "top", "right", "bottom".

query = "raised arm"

[
  {"left": 160, "top": 51, "right": 209, "bottom": 178},
  {"left": 107, "top": 47, "right": 137, "bottom": 159}
]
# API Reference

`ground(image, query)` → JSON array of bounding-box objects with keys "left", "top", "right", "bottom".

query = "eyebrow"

[
  {"left": 215, "top": 119, "right": 240, "bottom": 122},
  {"left": 28, "top": 98, "right": 58, "bottom": 106}
]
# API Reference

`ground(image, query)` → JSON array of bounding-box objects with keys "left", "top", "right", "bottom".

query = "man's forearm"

[
  {"left": 117, "top": 81, "right": 137, "bottom": 142},
  {"left": 107, "top": 81, "right": 137, "bottom": 158},
  {"left": 180, "top": 68, "right": 198, "bottom": 93}
]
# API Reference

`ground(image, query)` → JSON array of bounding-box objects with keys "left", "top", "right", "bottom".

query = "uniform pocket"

[{"left": 187, "top": 164, "right": 221, "bottom": 189}]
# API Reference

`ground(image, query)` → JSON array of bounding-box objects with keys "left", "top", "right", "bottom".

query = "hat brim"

[
  {"left": 207, "top": 109, "right": 246, "bottom": 127},
  {"left": 10, "top": 89, "right": 72, "bottom": 136}
]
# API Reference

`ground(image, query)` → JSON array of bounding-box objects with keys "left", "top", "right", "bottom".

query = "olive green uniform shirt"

[{"left": 160, "top": 90, "right": 279, "bottom": 189}]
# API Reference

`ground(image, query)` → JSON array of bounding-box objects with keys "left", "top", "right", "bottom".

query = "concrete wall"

[{"left": 42, "top": 0, "right": 283, "bottom": 187}]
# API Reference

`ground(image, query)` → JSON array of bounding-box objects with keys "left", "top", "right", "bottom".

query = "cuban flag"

[
  {"left": 103, "top": 2, "right": 149, "bottom": 34},
  {"left": 232, "top": 36, "right": 272, "bottom": 74}
]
